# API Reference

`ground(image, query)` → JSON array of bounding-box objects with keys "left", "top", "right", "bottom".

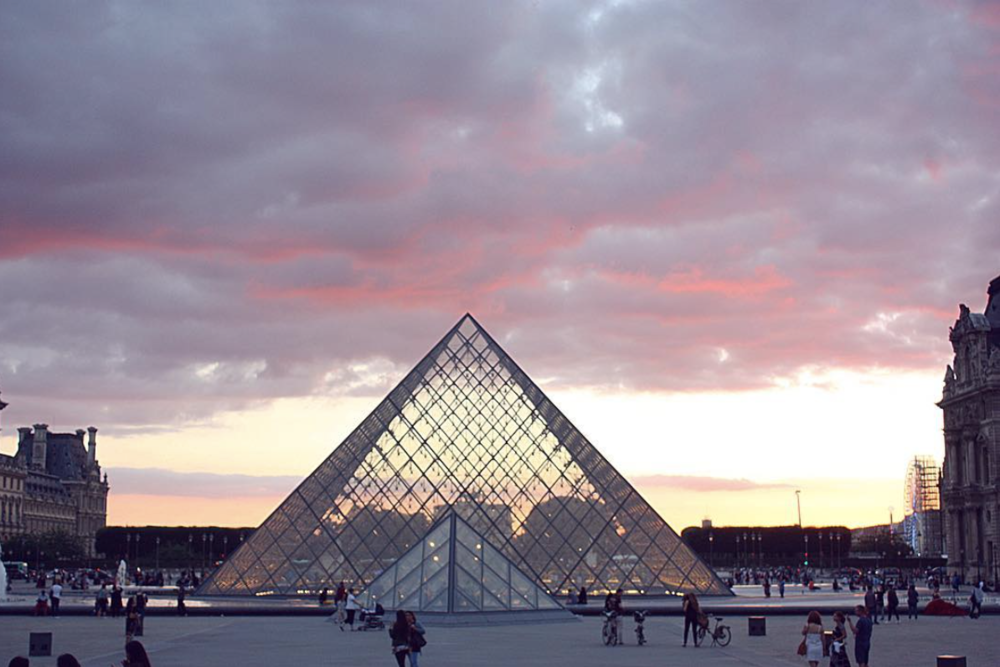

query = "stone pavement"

[{"left": 1, "top": 613, "right": 994, "bottom": 666}]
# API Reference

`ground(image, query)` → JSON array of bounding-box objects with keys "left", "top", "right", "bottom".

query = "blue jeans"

[{"left": 410, "top": 650, "right": 420, "bottom": 667}]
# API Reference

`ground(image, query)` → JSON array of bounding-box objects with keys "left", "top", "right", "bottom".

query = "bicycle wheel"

[
  {"left": 603, "top": 623, "right": 613, "bottom": 646},
  {"left": 716, "top": 626, "right": 732, "bottom": 647},
  {"left": 694, "top": 625, "right": 705, "bottom": 646}
]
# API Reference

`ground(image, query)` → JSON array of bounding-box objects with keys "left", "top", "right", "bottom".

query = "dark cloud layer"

[{"left": 1, "top": 1, "right": 998, "bottom": 429}]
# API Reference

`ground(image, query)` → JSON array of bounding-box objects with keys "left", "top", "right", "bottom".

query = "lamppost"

[
  {"left": 201, "top": 534, "right": 207, "bottom": 574},
  {"left": 155, "top": 537, "right": 161, "bottom": 571},
  {"left": 818, "top": 532, "right": 823, "bottom": 571},
  {"left": 743, "top": 532, "right": 748, "bottom": 569},
  {"left": 126, "top": 533, "right": 132, "bottom": 563},
  {"left": 758, "top": 533, "right": 763, "bottom": 567},
  {"left": 188, "top": 534, "right": 193, "bottom": 572},
  {"left": 223, "top": 535, "right": 229, "bottom": 561},
  {"left": 709, "top": 532, "right": 714, "bottom": 568},
  {"left": 136, "top": 534, "right": 141, "bottom": 568},
  {"left": 209, "top": 534, "right": 215, "bottom": 568},
  {"left": 804, "top": 533, "right": 809, "bottom": 569},
  {"left": 736, "top": 534, "right": 741, "bottom": 569},
  {"left": 836, "top": 533, "right": 842, "bottom": 570}
]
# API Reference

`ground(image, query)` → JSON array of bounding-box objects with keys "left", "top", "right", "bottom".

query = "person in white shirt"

[
  {"left": 345, "top": 589, "right": 359, "bottom": 630},
  {"left": 50, "top": 582, "right": 63, "bottom": 616}
]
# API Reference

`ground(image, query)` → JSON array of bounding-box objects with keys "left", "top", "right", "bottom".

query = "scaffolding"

[{"left": 903, "top": 456, "right": 943, "bottom": 556}]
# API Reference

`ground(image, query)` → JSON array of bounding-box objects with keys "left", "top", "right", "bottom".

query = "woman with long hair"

[
  {"left": 389, "top": 609, "right": 411, "bottom": 667},
  {"left": 682, "top": 592, "right": 701, "bottom": 647},
  {"left": 801, "top": 610, "right": 823, "bottom": 667},
  {"left": 123, "top": 640, "right": 152, "bottom": 667}
]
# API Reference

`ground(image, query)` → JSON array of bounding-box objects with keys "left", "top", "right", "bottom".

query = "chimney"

[
  {"left": 87, "top": 426, "right": 98, "bottom": 466},
  {"left": 32, "top": 423, "right": 48, "bottom": 472},
  {"left": 17, "top": 427, "right": 32, "bottom": 459}
]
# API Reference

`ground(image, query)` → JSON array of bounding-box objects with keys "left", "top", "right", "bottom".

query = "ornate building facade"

[
  {"left": 940, "top": 275, "right": 1000, "bottom": 584},
  {"left": 0, "top": 410, "right": 110, "bottom": 556}
]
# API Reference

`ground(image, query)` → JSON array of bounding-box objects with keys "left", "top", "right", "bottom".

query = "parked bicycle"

[
  {"left": 602, "top": 610, "right": 620, "bottom": 646},
  {"left": 632, "top": 610, "right": 647, "bottom": 645},
  {"left": 695, "top": 615, "right": 732, "bottom": 647}
]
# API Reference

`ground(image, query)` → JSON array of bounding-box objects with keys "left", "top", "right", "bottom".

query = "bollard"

[
  {"left": 748, "top": 616, "right": 766, "bottom": 636},
  {"left": 937, "top": 657, "right": 967, "bottom": 667},
  {"left": 29, "top": 632, "right": 52, "bottom": 657}
]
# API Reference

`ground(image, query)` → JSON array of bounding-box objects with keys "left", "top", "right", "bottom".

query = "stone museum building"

[
  {"left": 940, "top": 274, "right": 1000, "bottom": 584},
  {"left": 0, "top": 395, "right": 109, "bottom": 556}
]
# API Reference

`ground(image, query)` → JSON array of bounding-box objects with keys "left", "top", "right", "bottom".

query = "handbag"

[{"left": 797, "top": 638, "right": 807, "bottom": 656}]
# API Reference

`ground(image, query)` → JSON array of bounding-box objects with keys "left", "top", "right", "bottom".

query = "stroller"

[{"left": 357, "top": 602, "right": 386, "bottom": 631}]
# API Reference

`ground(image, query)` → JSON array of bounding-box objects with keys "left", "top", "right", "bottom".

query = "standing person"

[
  {"left": 970, "top": 582, "right": 985, "bottom": 619},
  {"left": 389, "top": 610, "right": 411, "bottom": 667},
  {"left": 96, "top": 583, "right": 109, "bottom": 617},
  {"left": 135, "top": 592, "right": 147, "bottom": 637},
  {"left": 682, "top": 592, "right": 700, "bottom": 647},
  {"left": 111, "top": 585, "right": 123, "bottom": 617},
  {"left": 123, "top": 640, "right": 152, "bottom": 667},
  {"left": 801, "top": 610, "right": 824, "bottom": 667},
  {"left": 49, "top": 581, "right": 62, "bottom": 616},
  {"left": 906, "top": 582, "right": 919, "bottom": 619},
  {"left": 56, "top": 655, "right": 82, "bottom": 667},
  {"left": 578, "top": 586, "right": 587, "bottom": 605},
  {"left": 177, "top": 583, "right": 186, "bottom": 616},
  {"left": 335, "top": 582, "right": 347, "bottom": 629},
  {"left": 829, "top": 611, "right": 851, "bottom": 667},
  {"left": 318, "top": 587, "right": 328, "bottom": 606},
  {"left": 612, "top": 588, "right": 624, "bottom": 643},
  {"left": 34, "top": 589, "right": 49, "bottom": 616},
  {"left": 763, "top": 578, "right": 771, "bottom": 598},
  {"left": 863, "top": 586, "right": 877, "bottom": 625},
  {"left": 875, "top": 585, "right": 885, "bottom": 623},
  {"left": 345, "top": 588, "right": 359, "bottom": 630},
  {"left": 406, "top": 611, "right": 426, "bottom": 667},
  {"left": 125, "top": 597, "right": 139, "bottom": 643},
  {"left": 779, "top": 578, "right": 786, "bottom": 598},
  {"left": 886, "top": 586, "right": 899, "bottom": 623},
  {"left": 847, "top": 605, "right": 873, "bottom": 667}
]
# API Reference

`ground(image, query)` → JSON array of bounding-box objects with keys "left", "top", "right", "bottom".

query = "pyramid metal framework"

[
  {"left": 358, "top": 512, "right": 564, "bottom": 614},
  {"left": 199, "top": 314, "right": 730, "bottom": 597}
]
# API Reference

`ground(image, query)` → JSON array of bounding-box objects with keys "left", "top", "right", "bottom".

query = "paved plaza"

[{"left": 1, "top": 612, "right": 994, "bottom": 666}]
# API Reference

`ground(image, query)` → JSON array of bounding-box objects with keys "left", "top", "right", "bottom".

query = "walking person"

[
  {"left": 682, "top": 592, "right": 701, "bottom": 647},
  {"left": 578, "top": 586, "right": 587, "bottom": 605},
  {"left": 886, "top": 586, "right": 900, "bottom": 623},
  {"left": 111, "top": 585, "right": 123, "bottom": 617},
  {"left": 847, "top": 605, "right": 873, "bottom": 667},
  {"left": 875, "top": 585, "right": 885, "bottom": 623},
  {"left": 779, "top": 578, "right": 786, "bottom": 598},
  {"left": 406, "top": 611, "right": 426, "bottom": 667},
  {"left": 177, "top": 583, "right": 187, "bottom": 616},
  {"left": 829, "top": 611, "right": 851, "bottom": 667},
  {"left": 907, "top": 582, "right": 919, "bottom": 619},
  {"left": 970, "top": 582, "right": 985, "bottom": 619},
  {"left": 800, "top": 610, "right": 823, "bottom": 667},
  {"left": 389, "top": 610, "right": 411, "bottom": 667},
  {"left": 335, "top": 581, "right": 347, "bottom": 629}
]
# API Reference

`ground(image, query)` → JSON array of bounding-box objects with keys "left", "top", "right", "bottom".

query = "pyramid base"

[{"left": 391, "top": 609, "right": 578, "bottom": 627}]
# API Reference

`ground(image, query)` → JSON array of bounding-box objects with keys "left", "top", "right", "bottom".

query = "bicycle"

[
  {"left": 602, "top": 611, "right": 620, "bottom": 646},
  {"left": 696, "top": 616, "right": 732, "bottom": 647},
  {"left": 632, "top": 610, "right": 647, "bottom": 645}
]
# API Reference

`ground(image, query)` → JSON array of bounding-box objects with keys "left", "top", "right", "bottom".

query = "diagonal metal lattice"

[{"left": 199, "top": 314, "right": 731, "bottom": 597}]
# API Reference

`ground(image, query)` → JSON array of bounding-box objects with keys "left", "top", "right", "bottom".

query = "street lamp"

[
  {"left": 758, "top": 533, "right": 763, "bottom": 567},
  {"left": 136, "top": 534, "right": 141, "bottom": 568},
  {"left": 709, "top": 532, "right": 714, "bottom": 568},
  {"left": 804, "top": 533, "right": 809, "bottom": 568},
  {"left": 836, "top": 533, "right": 842, "bottom": 570},
  {"left": 223, "top": 535, "right": 229, "bottom": 560},
  {"left": 736, "top": 534, "right": 741, "bottom": 569},
  {"left": 155, "top": 537, "right": 161, "bottom": 571},
  {"left": 743, "top": 532, "right": 748, "bottom": 569},
  {"left": 210, "top": 534, "right": 215, "bottom": 567},
  {"left": 201, "top": 534, "right": 207, "bottom": 573},
  {"left": 188, "top": 534, "right": 193, "bottom": 572}
]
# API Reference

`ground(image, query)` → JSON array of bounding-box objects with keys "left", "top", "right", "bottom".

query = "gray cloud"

[
  {"left": 106, "top": 467, "right": 300, "bottom": 498},
  {"left": 0, "top": 0, "right": 997, "bottom": 430}
]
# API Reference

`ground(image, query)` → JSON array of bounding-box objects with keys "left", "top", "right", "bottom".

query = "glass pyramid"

[
  {"left": 358, "top": 512, "right": 564, "bottom": 613},
  {"left": 199, "top": 314, "right": 730, "bottom": 597}
]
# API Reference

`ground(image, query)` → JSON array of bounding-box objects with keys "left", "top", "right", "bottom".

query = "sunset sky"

[{"left": 1, "top": 1, "right": 999, "bottom": 531}]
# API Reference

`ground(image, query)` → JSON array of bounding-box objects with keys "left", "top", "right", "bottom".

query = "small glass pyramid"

[
  {"left": 199, "top": 314, "right": 730, "bottom": 597},
  {"left": 358, "top": 512, "right": 563, "bottom": 613}
]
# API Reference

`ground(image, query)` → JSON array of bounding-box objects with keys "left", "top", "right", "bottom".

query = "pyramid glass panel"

[
  {"left": 200, "top": 315, "right": 730, "bottom": 597},
  {"left": 356, "top": 513, "right": 564, "bottom": 614}
]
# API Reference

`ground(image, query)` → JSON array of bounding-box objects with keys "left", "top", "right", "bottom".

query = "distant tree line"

[
  {"left": 3, "top": 531, "right": 87, "bottom": 567},
  {"left": 681, "top": 525, "right": 855, "bottom": 567}
]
